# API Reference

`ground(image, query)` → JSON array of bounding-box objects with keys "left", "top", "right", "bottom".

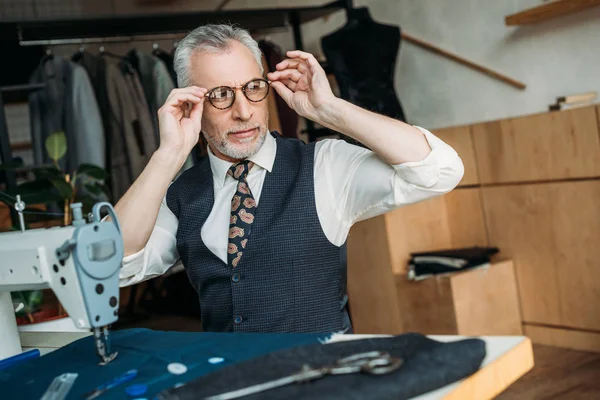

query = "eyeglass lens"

[{"left": 208, "top": 79, "right": 269, "bottom": 109}]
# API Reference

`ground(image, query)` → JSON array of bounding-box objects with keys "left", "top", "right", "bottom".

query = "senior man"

[{"left": 112, "top": 23, "right": 464, "bottom": 333}]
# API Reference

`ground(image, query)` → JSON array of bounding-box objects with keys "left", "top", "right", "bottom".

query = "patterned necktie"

[{"left": 227, "top": 160, "right": 257, "bottom": 268}]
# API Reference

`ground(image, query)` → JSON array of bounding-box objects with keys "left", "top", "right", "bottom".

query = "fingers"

[
  {"left": 160, "top": 87, "right": 207, "bottom": 117},
  {"left": 268, "top": 68, "right": 303, "bottom": 83},
  {"left": 166, "top": 86, "right": 206, "bottom": 101},
  {"left": 163, "top": 87, "right": 207, "bottom": 107},
  {"left": 270, "top": 81, "right": 293, "bottom": 106},
  {"left": 277, "top": 79, "right": 297, "bottom": 92},
  {"left": 188, "top": 96, "right": 205, "bottom": 122},
  {"left": 285, "top": 50, "right": 321, "bottom": 71},
  {"left": 274, "top": 59, "right": 309, "bottom": 74}
]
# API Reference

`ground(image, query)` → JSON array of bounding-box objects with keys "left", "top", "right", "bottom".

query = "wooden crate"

[{"left": 396, "top": 260, "right": 523, "bottom": 336}]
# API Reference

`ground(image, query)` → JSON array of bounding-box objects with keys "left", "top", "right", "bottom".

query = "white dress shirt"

[{"left": 118, "top": 126, "right": 464, "bottom": 286}]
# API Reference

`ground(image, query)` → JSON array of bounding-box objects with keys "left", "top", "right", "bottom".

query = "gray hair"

[{"left": 173, "top": 24, "right": 264, "bottom": 88}]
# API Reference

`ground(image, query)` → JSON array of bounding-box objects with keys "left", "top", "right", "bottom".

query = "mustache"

[{"left": 224, "top": 124, "right": 262, "bottom": 135}]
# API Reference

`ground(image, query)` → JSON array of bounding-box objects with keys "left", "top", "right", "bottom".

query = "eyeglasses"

[{"left": 204, "top": 78, "right": 271, "bottom": 110}]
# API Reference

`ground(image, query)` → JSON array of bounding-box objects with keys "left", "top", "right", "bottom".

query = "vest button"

[
  {"left": 234, "top": 316, "right": 243, "bottom": 324},
  {"left": 231, "top": 273, "right": 240, "bottom": 283}
]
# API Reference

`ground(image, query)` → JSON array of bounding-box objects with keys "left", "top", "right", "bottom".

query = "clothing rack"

[
  {"left": 0, "top": 0, "right": 356, "bottom": 226},
  {"left": 1, "top": 1, "right": 351, "bottom": 44},
  {"left": 17, "top": 33, "right": 186, "bottom": 48}
]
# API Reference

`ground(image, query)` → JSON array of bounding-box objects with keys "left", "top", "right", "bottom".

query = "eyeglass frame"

[{"left": 204, "top": 77, "right": 272, "bottom": 110}]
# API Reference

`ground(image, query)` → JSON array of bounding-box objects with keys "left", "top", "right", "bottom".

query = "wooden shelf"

[
  {"left": 1, "top": 83, "right": 45, "bottom": 104},
  {"left": 11, "top": 141, "right": 32, "bottom": 151},
  {"left": 505, "top": 0, "right": 600, "bottom": 26}
]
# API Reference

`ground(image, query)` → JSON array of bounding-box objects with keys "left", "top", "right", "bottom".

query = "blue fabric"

[
  {"left": 166, "top": 132, "right": 351, "bottom": 333},
  {"left": 0, "top": 328, "right": 331, "bottom": 400}
]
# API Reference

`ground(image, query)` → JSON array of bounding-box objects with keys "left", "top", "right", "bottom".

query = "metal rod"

[{"left": 19, "top": 32, "right": 186, "bottom": 47}]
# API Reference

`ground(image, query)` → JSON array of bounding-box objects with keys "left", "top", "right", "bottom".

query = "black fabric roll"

[{"left": 157, "top": 332, "right": 486, "bottom": 400}]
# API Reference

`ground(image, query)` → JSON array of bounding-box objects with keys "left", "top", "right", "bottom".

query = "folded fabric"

[
  {"left": 408, "top": 246, "right": 499, "bottom": 280},
  {"left": 408, "top": 261, "right": 489, "bottom": 280},
  {"left": 410, "top": 246, "right": 499, "bottom": 262},
  {"left": 157, "top": 333, "right": 486, "bottom": 400}
]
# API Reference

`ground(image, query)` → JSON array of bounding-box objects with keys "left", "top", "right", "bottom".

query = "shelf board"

[
  {"left": 0, "top": 1, "right": 345, "bottom": 43},
  {"left": 505, "top": 0, "right": 600, "bottom": 26},
  {"left": 0, "top": 83, "right": 45, "bottom": 104}
]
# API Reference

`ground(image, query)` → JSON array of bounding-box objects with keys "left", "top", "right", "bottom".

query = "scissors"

[{"left": 204, "top": 351, "right": 403, "bottom": 400}]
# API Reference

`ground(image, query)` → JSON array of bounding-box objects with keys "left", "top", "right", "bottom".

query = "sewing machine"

[{"left": 0, "top": 199, "right": 124, "bottom": 366}]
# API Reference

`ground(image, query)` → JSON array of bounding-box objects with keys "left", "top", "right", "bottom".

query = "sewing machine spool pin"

[{"left": 14, "top": 195, "right": 26, "bottom": 233}]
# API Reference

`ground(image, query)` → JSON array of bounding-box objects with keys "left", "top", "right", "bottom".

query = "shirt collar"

[{"left": 208, "top": 131, "right": 276, "bottom": 187}]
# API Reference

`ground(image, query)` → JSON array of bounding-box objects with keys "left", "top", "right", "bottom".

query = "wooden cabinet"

[
  {"left": 347, "top": 187, "right": 490, "bottom": 334},
  {"left": 347, "top": 215, "right": 403, "bottom": 334},
  {"left": 482, "top": 181, "right": 600, "bottom": 331},
  {"left": 445, "top": 188, "right": 488, "bottom": 248},
  {"left": 472, "top": 106, "right": 600, "bottom": 184},
  {"left": 396, "top": 260, "right": 522, "bottom": 336},
  {"left": 433, "top": 125, "right": 479, "bottom": 186},
  {"left": 347, "top": 105, "right": 600, "bottom": 351}
]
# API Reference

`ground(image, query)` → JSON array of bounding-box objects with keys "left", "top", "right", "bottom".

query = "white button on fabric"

[{"left": 167, "top": 362, "right": 188, "bottom": 375}]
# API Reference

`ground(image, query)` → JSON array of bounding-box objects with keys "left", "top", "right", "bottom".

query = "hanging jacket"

[
  {"left": 100, "top": 57, "right": 158, "bottom": 202},
  {"left": 28, "top": 55, "right": 105, "bottom": 171},
  {"left": 126, "top": 49, "right": 195, "bottom": 175}
]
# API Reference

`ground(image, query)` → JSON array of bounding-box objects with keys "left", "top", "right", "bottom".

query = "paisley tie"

[{"left": 227, "top": 160, "right": 257, "bottom": 268}]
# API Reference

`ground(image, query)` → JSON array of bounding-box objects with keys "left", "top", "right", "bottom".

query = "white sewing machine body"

[{"left": 0, "top": 202, "right": 123, "bottom": 364}]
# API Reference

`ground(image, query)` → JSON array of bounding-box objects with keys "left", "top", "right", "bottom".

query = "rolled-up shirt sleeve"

[
  {"left": 392, "top": 126, "right": 463, "bottom": 189},
  {"left": 315, "top": 126, "right": 464, "bottom": 245},
  {"left": 118, "top": 197, "right": 181, "bottom": 287}
]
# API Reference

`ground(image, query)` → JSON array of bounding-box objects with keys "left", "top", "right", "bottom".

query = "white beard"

[{"left": 210, "top": 128, "right": 267, "bottom": 160}]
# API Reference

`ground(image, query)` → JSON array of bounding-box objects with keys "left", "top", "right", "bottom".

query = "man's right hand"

[{"left": 157, "top": 86, "right": 208, "bottom": 164}]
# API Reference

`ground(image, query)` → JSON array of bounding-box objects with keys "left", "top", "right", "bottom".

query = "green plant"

[
  {"left": 1, "top": 131, "right": 110, "bottom": 323},
  {"left": 0, "top": 131, "right": 109, "bottom": 226},
  {"left": 12, "top": 290, "right": 44, "bottom": 323}
]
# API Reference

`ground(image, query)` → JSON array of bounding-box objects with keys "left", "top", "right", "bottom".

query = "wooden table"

[{"left": 20, "top": 331, "right": 534, "bottom": 399}]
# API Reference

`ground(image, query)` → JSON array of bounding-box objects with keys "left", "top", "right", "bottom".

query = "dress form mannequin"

[{"left": 322, "top": 7, "right": 407, "bottom": 145}]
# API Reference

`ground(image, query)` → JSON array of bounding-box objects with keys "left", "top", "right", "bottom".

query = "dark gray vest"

[{"left": 166, "top": 132, "right": 351, "bottom": 333}]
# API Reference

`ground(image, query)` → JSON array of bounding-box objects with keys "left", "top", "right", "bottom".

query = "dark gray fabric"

[
  {"left": 29, "top": 56, "right": 74, "bottom": 170},
  {"left": 126, "top": 50, "right": 159, "bottom": 143},
  {"left": 156, "top": 333, "right": 487, "bottom": 400},
  {"left": 100, "top": 57, "right": 158, "bottom": 201},
  {"left": 166, "top": 132, "right": 350, "bottom": 333},
  {"left": 72, "top": 51, "right": 103, "bottom": 107},
  {"left": 28, "top": 56, "right": 105, "bottom": 171}
]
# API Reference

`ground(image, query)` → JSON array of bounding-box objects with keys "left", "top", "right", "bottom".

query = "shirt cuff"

[
  {"left": 119, "top": 247, "right": 146, "bottom": 282},
  {"left": 392, "top": 126, "right": 458, "bottom": 188}
]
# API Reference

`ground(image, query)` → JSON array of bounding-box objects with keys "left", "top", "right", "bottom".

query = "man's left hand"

[{"left": 267, "top": 50, "right": 337, "bottom": 124}]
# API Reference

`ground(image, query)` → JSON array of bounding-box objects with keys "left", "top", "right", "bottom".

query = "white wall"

[{"left": 232, "top": 0, "right": 600, "bottom": 129}]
